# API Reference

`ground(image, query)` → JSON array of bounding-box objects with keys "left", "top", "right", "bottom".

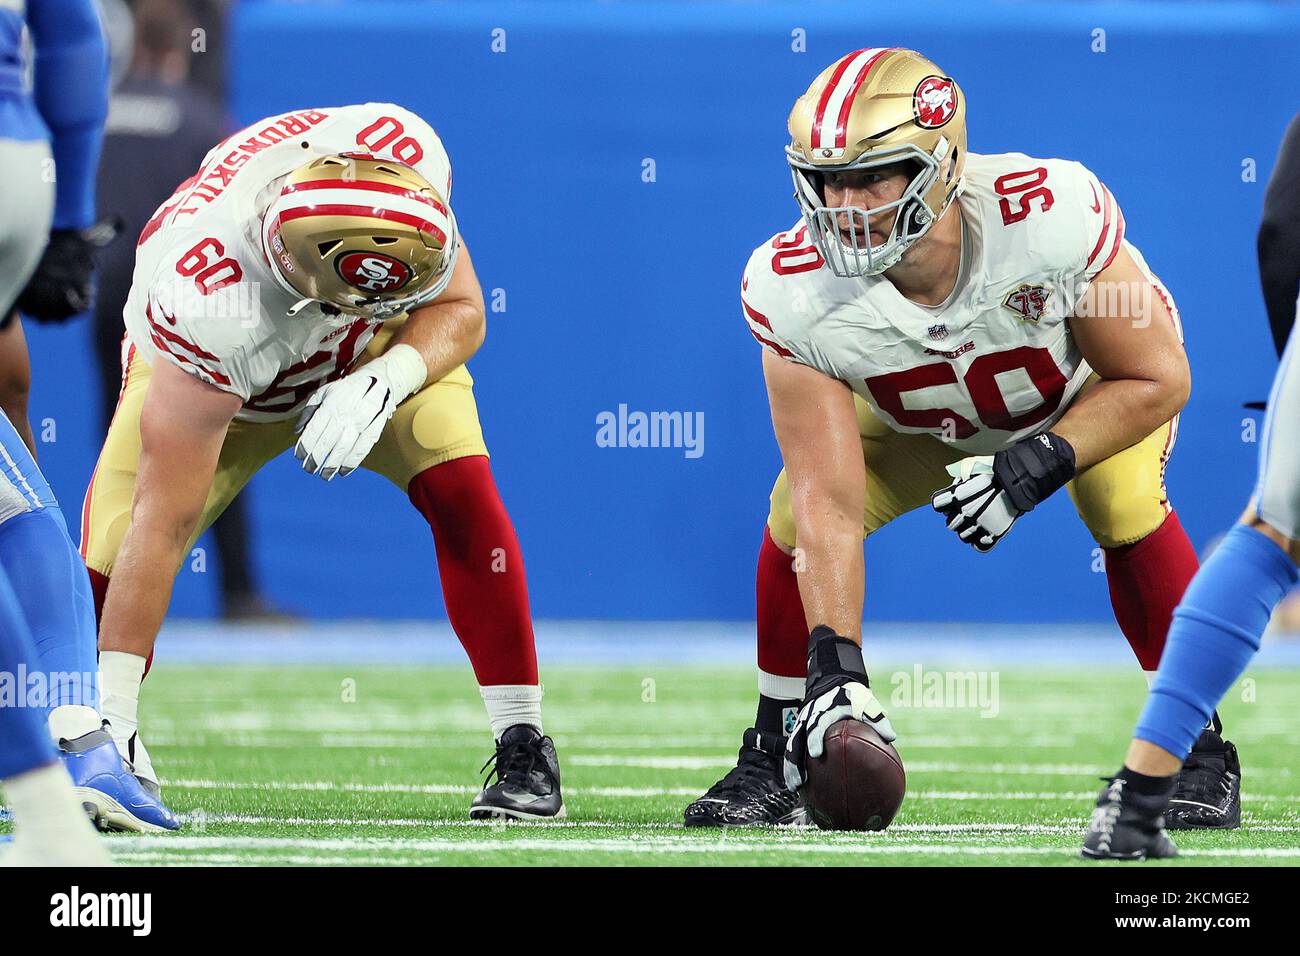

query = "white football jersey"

[
  {"left": 122, "top": 103, "right": 453, "bottom": 422},
  {"left": 742, "top": 152, "right": 1178, "bottom": 455}
]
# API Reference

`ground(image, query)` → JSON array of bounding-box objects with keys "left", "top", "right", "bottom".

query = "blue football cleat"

[{"left": 60, "top": 726, "right": 180, "bottom": 833}]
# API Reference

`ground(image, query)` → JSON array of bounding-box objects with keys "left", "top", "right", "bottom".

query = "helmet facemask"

[{"left": 787, "top": 138, "right": 955, "bottom": 278}]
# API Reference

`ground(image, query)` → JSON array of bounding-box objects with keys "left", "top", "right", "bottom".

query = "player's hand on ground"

[
  {"left": 783, "top": 626, "right": 895, "bottom": 791},
  {"left": 932, "top": 433, "right": 1076, "bottom": 553},
  {"left": 16, "top": 229, "right": 96, "bottom": 322},
  {"left": 294, "top": 344, "right": 427, "bottom": 481}
]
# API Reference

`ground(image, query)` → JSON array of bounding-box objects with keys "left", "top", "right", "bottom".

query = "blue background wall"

[{"left": 25, "top": 0, "right": 1300, "bottom": 622}]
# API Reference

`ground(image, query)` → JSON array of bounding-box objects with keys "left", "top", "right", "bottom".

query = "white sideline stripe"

[
  {"left": 163, "top": 778, "right": 1300, "bottom": 804},
  {"left": 102, "top": 835, "right": 1300, "bottom": 859}
]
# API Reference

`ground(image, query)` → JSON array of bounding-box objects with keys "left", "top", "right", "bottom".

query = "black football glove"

[
  {"left": 782, "top": 626, "right": 895, "bottom": 791},
  {"left": 15, "top": 228, "right": 97, "bottom": 323},
  {"left": 931, "top": 431, "right": 1076, "bottom": 552}
]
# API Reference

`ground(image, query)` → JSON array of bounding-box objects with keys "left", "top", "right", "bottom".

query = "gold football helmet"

[
  {"left": 260, "top": 153, "right": 457, "bottom": 318},
  {"left": 787, "top": 48, "right": 966, "bottom": 277}
]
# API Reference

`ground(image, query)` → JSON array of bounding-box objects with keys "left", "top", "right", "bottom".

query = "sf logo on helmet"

[
  {"left": 336, "top": 251, "right": 412, "bottom": 293},
  {"left": 913, "top": 75, "right": 957, "bottom": 129}
]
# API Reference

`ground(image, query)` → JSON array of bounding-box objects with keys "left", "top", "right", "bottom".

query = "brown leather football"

[{"left": 803, "top": 719, "right": 906, "bottom": 831}]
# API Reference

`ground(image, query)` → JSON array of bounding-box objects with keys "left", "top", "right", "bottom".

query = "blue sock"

[
  {"left": 0, "top": 565, "right": 59, "bottom": 779},
  {"left": 0, "top": 508, "right": 99, "bottom": 712},
  {"left": 1136, "top": 524, "right": 1298, "bottom": 759}
]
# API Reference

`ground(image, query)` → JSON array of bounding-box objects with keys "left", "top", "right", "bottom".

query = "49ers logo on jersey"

[
  {"left": 913, "top": 75, "right": 957, "bottom": 129},
  {"left": 1002, "top": 284, "right": 1053, "bottom": 323},
  {"left": 335, "top": 252, "right": 412, "bottom": 293}
]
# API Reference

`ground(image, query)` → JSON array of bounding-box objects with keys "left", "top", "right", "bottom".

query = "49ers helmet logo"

[
  {"left": 913, "top": 75, "right": 957, "bottom": 129},
  {"left": 335, "top": 251, "right": 412, "bottom": 293}
]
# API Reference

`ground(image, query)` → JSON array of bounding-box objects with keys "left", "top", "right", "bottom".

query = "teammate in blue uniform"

[
  {"left": 1082, "top": 114, "right": 1300, "bottom": 860},
  {"left": 1, "top": 0, "right": 176, "bottom": 865}
]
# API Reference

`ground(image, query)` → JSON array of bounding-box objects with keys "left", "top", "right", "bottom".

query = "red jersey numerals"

[
  {"left": 245, "top": 320, "right": 371, "bottom": 415},
  {"left": 175, "top": 238, "right": 243, "bottom": 295},
  {"left": 770, "top": 226, "right": 824, "bottom": 275},
  {"left": 864, "top": 346, "right": 1068, "bottom": 440},
  {"left": 355, "top": 116, "right": 425, "bottom": 165},
  {"left": 995, "top": 167, "right": 1054, "bottom": 226}
]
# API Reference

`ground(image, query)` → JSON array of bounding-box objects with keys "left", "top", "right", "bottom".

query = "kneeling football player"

[
  {"left": 686, "top": 49, "right": 1237, "bottom": 828},
  {"left": 81, "top": 103, "right": 563, "bottom": 822}
]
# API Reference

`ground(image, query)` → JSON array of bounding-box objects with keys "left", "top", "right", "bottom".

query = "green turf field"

[{"left": 6, "top": 663, "right": 1298, "bottom": 865}]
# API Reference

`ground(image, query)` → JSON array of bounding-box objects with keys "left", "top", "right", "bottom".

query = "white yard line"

[
  {"left": 162, "top": 777, "right": 1300, "bottom": 803},
  {"left": 101, "top": 834, "right": 1300, "bottom": 859},
  {"left": 563, "top": 755, "right": 1293, "bottom": 778},
  {"left": 168, "top": 778, "right": 701, "bottom": 798},
  {"left": 168, "top": 812, "right": 1300, "bottom": 835}
]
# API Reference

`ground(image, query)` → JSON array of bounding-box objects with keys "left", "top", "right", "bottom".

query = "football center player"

[{"left": 686, "top": 48, "right": 1236, "bottom": 829}]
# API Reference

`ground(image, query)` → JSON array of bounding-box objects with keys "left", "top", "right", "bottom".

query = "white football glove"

[
  {"left": 931, "top": 456, "right": 1021, "bottom": 553},
  {"left": 783, "top": 681, "right": 896, "bottom": 791},
  {"left": 294, "top": 344, "right": 426, "bottom": 481},
  {"left": 931, "top": 433, "right": 1077, "bottom": 553},
  {"left": 782, "top": 627, "right": 896, "bottom": 791}
]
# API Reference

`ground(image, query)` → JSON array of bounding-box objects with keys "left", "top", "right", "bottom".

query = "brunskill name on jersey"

[
  {"left": 742, "top": 152, "right": 1177, "bottom": 456},
  {"left": 121, "top": 103, "right": 453, "bottom": 422}
]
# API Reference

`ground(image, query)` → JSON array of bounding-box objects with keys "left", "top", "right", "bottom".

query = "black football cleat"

[
  {"left": 1166, "top": 729, "right": 1242, "bottom": 830},
  {"left": 469, "top": 724, "right": 566, "bottom": 821},
  {"left": 1081, "top": 776, "right": 1179, "bottom": 861},
  {"left": 684, "top": 728, "right": 809, "bottom": 828}
]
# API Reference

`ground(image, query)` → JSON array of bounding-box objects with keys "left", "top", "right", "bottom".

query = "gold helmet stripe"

[{"left": 811, "top": 47, "right": 893, "bottom": 152}]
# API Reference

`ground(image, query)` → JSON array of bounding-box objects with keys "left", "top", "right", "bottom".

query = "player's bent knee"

[
  {"left": 1077, "top": 496, "right": 1169, "bottom": 549},
  {"left": 767, "top": 471, "right": 798, "bottom": 552}
]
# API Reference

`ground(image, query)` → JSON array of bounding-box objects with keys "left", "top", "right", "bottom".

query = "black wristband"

[
  {"left": 992, "top": 431, "right": 1076, "bottom": 513},
  {"left": 805, "top": 625, "right": 869, "bottom": 696}
]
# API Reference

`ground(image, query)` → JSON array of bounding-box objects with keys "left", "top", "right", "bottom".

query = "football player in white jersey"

[
  {"left": 685, "top": 49, "right": 1237, "bottom": 829},
  {"left": 81, "top": 103, "right": 564, "bottom": 823}
]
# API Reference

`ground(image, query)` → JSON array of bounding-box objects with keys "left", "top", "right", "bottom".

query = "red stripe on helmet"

[
  {"left": 810, "top": 49, "right": 866, "bottom": 150},
  {"left": 275, "top": 204, "right": 448, "bottom": 244},
  {"left": 831, "top": 48, "right": 891, "bottom": 148},
  {"left": 281, "top": 178, "right": 449, "bottom": 215}
]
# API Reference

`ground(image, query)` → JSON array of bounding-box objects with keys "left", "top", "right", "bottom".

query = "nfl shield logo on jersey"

[
  {"left": 927, "top": 323, "right": 948, "bottom": 340},
  {"left": 1002, "top": 283, "right": 1052, "bottom": 323}
]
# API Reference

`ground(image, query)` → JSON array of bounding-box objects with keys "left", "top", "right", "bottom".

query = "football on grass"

[{"left": 803, "top": 719, "right": 906, "bottom": 831}]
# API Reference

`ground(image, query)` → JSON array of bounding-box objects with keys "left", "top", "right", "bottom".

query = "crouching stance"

[
  {"left": 81, "top": 104, "right": 563, "bottom": 822},
  {"left": 688, "top": 49, "right": 1235, "bottom": 829}
]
